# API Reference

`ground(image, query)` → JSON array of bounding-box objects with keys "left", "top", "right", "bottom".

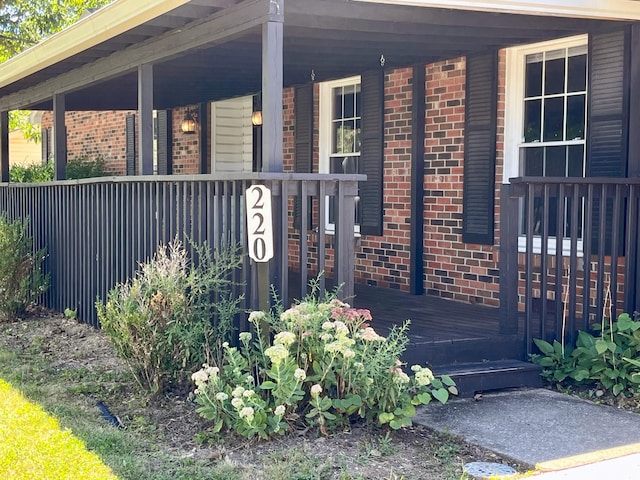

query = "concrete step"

[{"left": 433, "top": 360, "right": 543, "bottom": 398}]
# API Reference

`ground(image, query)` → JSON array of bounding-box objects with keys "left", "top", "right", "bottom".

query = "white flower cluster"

[
  {"left": 411, "top": 365, "right": 435, "bottom": 386},
  {"left": 190, "top": 363, "right": 220, "bottom": 393},
  {"left": 264, "top": 343, "right": 289, "bottom": 365}
]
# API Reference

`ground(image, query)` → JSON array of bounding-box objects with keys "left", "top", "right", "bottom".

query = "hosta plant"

[{"left": 192, "top": 290, "right": 457, "bottom": 439}]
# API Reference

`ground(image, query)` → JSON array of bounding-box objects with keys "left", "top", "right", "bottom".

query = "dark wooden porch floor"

[{"left": 289, "top": 277, "right": 525, "bottom": 367}]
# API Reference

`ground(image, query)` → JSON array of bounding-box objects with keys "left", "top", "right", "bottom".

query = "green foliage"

[
  {"left": 0, "top": 0, "right": 112, "bottom": 60},
  {"left": 96, "top": 239, "right": 244, "bottom": 394},
  {"left": 9, "top": 162, "right": 54, "bottom": 183},
  {"left": 192, "top": 283, "right": 457, "bottom": 439},
  {"left": 0, "top": 214, "right": 47, "bottom": 320},
  {"left": 531, "top": 312, "right": 640, "bottom": 397},
  {"left": 9, "top": 155, "right": 109, "bottom": 183}
]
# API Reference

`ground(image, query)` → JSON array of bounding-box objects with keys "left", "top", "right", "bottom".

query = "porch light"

[
  {"left": 251, "top": 110, "right": 263, "bottom": 126},
  {"left": 180, "top": 109, "right": 198, "bottom": 134}
]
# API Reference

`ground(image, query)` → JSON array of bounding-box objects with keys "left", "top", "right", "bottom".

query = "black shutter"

[
  {"left": 462, "top": 52, "right": 498, "bottom": 245},
  {"left": 294, "top": 84, "right": 313, "bottom": 230},
  {"left": 587, "top": 29, "right": 629, "bottom": 254},
  {"left": 41, "top": 127, "right": 51, "bottom": 163},
  {"left": 125, "top": 113, "right": 136, "bottom": 176},
  {"left": 157, "top": 110, "right": 172, "bottom": 175},
  {"left": 360, "top": 69, "right": 384, "bottom": 236}
]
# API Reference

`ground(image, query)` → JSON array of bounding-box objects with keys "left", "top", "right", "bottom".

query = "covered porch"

[{"left": 1, "top": 0, "right": 640, "bottom": 390}]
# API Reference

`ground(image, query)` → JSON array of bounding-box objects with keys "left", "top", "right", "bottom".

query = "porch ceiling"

[{"left": 0, "top": 0, "right": 627, "bottom": 112}]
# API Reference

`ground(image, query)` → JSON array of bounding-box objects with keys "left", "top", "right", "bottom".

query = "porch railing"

[
  {"left": 0, "top": 173, "right": 364, "bottom": 328},
  {"left": 500, "top": 177, "right": 640, "bottom": 354}
]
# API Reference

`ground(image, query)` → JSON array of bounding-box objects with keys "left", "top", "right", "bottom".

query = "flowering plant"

[{"left": 192, "top": 292, "right": 457, "bottom": 439}]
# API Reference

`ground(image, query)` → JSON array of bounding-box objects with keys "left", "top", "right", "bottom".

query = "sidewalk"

[{"left": 415, "top": 388, "right": 640, "bottom": 477}]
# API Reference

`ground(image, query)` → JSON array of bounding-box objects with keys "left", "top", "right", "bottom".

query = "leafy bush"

[
  {"left": 532, "top": 312, "right": 640, "bottom": 397},
  {"left": 96, "top": 239, "right": 244, "bottom": 394},
  {"left": 9, "top": 155, "right": 108, "bottom": 183},
  {"left": 192, "top": 287, "right": 457, "bottom": 439},
  {"left": 0, "top": 214, "right": 48, "bottom": 320}
]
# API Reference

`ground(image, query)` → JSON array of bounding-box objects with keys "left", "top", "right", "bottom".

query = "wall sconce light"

[
  {"left": 180, "top": 109, "right": 198, "bottom": 134},
  {"left": 251, "top": 110, "right": 263, "bottom": 126}
]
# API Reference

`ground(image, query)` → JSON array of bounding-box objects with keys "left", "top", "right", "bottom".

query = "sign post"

[{"left": 246, "top": 185, "right": 274, "bottom": 313}]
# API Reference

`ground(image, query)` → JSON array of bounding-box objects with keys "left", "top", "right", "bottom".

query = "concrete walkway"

[{"left": 415, "top": 388, "right": 640, "bottom": 477}]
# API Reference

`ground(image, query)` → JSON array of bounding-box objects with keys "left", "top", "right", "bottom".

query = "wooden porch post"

[
  {"left": 499, "top": 183, "right": 519, "bottom": 336},
  {"left": 198, "top": 102, "right": 208, "bottom": 174},
  {"left": 138, "top": 64, "right": 154, "bottom": 175},
  {"left": 261, "top": 0, "right": 284, "bottom": 305},
  {"left": 53, "top": 93, "right": 67, "bottom": 181},
  {"left": 0, "top": 111, "right": 8, "bottom": 183},
  {"left": 262, "top": 1, "right": 283, "bottom": 173}
]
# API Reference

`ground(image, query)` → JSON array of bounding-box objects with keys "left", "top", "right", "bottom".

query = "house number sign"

[{"left": 246, "top": 185, "right": 274, "bottom": 262}]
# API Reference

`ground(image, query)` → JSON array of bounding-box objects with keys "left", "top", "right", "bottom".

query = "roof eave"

[
  {"left": 0, "top": 0, "right": 190, "bottom": 91},
  {"left": 352, "top": 0, "right": 640, "bottom": 21}
]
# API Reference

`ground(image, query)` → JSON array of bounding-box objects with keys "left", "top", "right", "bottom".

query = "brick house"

[{"left": 4, "top": 0, "right": 640, "bottom": 390}]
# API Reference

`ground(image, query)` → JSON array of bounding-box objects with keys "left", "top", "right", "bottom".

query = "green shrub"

[
  {"left": 192, "top": 286, "right": 457, "bottom": 439},
  {"left": 9, "top": 155, "right": 108, "bottom": 183},
  {"left": 95, "top": 239, "right": 243, "bottom": 394},
  {"left": 532, "top": 312, "right": 640, "bottom": 397},
  {"left": 0, "top": 214, "right": 48, "bottom": 320}
]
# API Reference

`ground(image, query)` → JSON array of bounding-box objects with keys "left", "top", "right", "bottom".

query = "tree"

[{"left": 0, "top": 0, "right": 112, "bottom": 140}]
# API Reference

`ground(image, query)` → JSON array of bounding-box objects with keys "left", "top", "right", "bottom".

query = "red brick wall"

[
  {"left": 41, "top": 110, "right": 132, "bottom": 175},
  {"left": 171, "top": 105, "right": 202, "bottom": 174}
]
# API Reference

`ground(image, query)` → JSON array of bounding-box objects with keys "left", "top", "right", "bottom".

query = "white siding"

[{"left": 210, "top": 96, "right": 253, "bottom": 173}]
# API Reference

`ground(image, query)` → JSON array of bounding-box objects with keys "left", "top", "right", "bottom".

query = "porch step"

[
  {"left": 402, "top": 334, "right": 525, "bottom": 367},
  {"left": 433, "top": 360, "right": 543, "bottom": 398}
]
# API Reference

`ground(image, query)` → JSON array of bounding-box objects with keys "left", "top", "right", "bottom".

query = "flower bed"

[{"left": 0, "top": 378, "right": 118, "bottom": 479}]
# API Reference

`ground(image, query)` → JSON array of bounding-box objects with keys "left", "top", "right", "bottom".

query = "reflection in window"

[
  {"left": 329, "top": 82, "right": 361, "bottom": 225},
  {"left": 520, "top": 43, "right": 587, "bottom": 240}
]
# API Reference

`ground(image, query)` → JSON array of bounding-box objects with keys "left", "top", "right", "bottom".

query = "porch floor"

[{"left": 290, "top": 277, "right": 525, "bottom": 367}]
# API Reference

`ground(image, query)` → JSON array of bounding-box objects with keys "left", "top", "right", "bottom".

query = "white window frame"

[
  {"left": 319, "top": 75, "right": 362, "bottom": 234},
  {"left": 504, "top": 35, "right": 588, "bottom": 257}
]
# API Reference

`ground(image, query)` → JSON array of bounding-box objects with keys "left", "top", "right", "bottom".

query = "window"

[
  {"left": 504, "top": 36, "right": 588, "bottom": 254},
  {"left": 319, "top": 76, "right": 361, "bottom": 229}
]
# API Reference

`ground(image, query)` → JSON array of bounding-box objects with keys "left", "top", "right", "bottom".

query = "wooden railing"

[
  {"left": 500, "top": 177, "right": 640, "bottom": 354},
  {"left": 0, "top": 173, "right": 364, "bottom": 328}
]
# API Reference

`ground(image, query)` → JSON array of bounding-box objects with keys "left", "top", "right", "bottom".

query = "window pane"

[
  {"left": 543, "top": 97, "right": 564, "bottom": 142},
  {"left": 545, "top": 145, "right": 566, "bottom": 176},
  {"left": 524, "top": 99, "right": 541, "bottom": 142},
  {"left": 332, "top": 121, "right": 343, "bottom": 154},
  {"left": 544, "top": 50, "right": 565, "bottom": 95},
  {"left": 567, "top": 145, "right": 584, "bottom": 177},
  {"left": 524, "top": 147, "right": 543, "bottom": 176},
  {"left": 567, "top": 53, "right": 587, "bottom": 93},
  {"left": 343, "top": 84, "right": 356, "bottom": 118},
  {"left": 566, "top": 94, "right": 585, "bottom": 140},
  {"left": 525, "top": 54, "right": 543, "bottom": 97},
  {"left": 333, "top": 88, "right": 343, "bottom": 120}
]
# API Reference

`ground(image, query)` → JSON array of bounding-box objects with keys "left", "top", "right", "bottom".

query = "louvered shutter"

[
  {"left": 360, "top": 69, "right": 384, "bottom": 236},
  {"left": 462, "top": 52, "right": 498, "bottom": 245},
  {"left": 157, "top": 110, "right": 172, "bottom": 175},
  {"left": 587, "top": 29, "right": 629, "bottom": 254},
  {"left": 125, "top": 114, "right": 136, "bottom": 176},
  {"left": 294, "top": 84, "right": 313, "bottom": 230}
]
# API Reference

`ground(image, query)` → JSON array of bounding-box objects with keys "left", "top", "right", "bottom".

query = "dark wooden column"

[
  {"left": 138, "top": 64, "right": 154, "bottom": 175},
  {"left": 261, "top": 0, "right": 283, "bottom": 173},
  {"left": 53, "top": 93, "right": 67, "bottom": 181},
  {"left": 410, "top": 64, "right": 425, "bottom": 295},
  {"left": 0, "top": 111, "right": 8, "bottom": 182},
  {"left": 198, "top": 102, "right": 208, "bottom": 174},
  {"left": 261, "top": 0, "right": 284, "bottom": 307}
]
